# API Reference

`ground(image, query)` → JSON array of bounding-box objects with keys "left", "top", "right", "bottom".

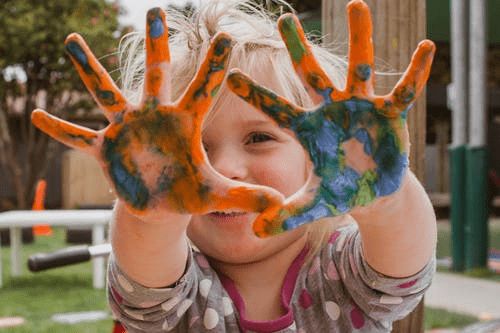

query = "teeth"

[{"left": 214, "top": 211, "right": 243, "bottom": 215}]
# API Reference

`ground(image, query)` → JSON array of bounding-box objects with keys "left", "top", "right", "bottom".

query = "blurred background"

[{"left": 0, "top": 0, "right": 498, "bottom": 332}]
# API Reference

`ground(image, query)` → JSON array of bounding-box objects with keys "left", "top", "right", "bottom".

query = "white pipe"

[
  {"left": 450, "top": 0, "right": 468, "bottom": 146},
  {"left": 469, "top": 0, "right": 487, "bottom": 147}
]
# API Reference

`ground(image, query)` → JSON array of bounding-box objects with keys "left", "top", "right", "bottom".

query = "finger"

[
  {"left": 144, "top": 7, "right": 171, "bottom": 104},
  {"left": 65, "top": 33, "right": 128, "bottom": 122},
  {"left": 165, "top": 161, "right": 285, "bottom": 215},
  {"left": 31, "top": 109, "right": 98, "bottom": 153},
  {"left": 278, "top": 14, "right": 338, "bottom": 103},
  {"left": 252, "top": 174, "right": 325, "bottom": 237},
  {"left": 177, "top": 33, "right": 232, "bottom": 117},
  {"left": 227, "top": 69, "right": 305, "bottom": 128},
  {"left": 379, "top": 40, "right": 435, "bottom": 118},
  {"left": 345, "top": 0, "right": 375, "bottom": 97},
  {"left": 209, "top": 181, "right": 285, "bottom": 216}
]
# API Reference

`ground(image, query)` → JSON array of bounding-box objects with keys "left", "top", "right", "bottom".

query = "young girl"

[{"left": 32, "top": 0, "right": 437, "bottom": 332}]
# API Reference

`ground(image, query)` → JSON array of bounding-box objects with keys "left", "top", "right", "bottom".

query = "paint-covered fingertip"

[
  {"left": 211, "top": 32, "right": 233, "bottom": 55},
  {"left": 146, "top": 6, "right": 165, "bottom": 17},
  {"left": 65, "top": 32, "right": 83, "bottom": 45},
  {"left": 227, "top": 68, "right": 244, "bottom": 77},
  {"left": 278, "top": 13, "right": 298, "bottom": 27},
  {"left": 347, "top": 0, "right": 370, "bottom": 12},
  {"left": 418, "top": 39, "right": 436, "bottom": 54},
  {"left": 146, "top": 7, "right": 166, "bottom": 38},
  {"left": 226, "top": 69, "right": 249, "bottom": 90},
  {"left": 31, "top": 109, "right": 48, "bottom": 124},
  {"left": 278, "top": 13, "right": 302, "bottom": 35},
  {"left": 252, "top": 221, "right": 283, "bottom": 238}
]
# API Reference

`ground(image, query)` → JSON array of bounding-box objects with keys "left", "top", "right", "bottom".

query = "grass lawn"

[
  {"left": 0, "top": 227, "right": 112, "bottom": 332},
  {"left": 0, "top": 224, "right": 492, "bottom": 332},
  {"left": 436, "top": 218, "right": 500, "bottom": 282},
  {"left": 424, "top": 307, "right": 478, "bottom": 330}
]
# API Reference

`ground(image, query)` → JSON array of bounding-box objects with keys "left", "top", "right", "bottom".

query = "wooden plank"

[
  {"left": 322, "top": 0, "right": 428, "bottom": 332},
  {"left": 61, "top": 150, "right": 115, "bottom": 209}
]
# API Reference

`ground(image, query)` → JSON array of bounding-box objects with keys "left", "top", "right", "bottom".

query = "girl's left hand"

[{"left": 227, "top": 0, "right": 435, "bottom": 237}]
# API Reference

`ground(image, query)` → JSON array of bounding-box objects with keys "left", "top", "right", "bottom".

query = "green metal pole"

[
  {"left": 464, "top": 147, "right": 489, "bottom": 269},
  {"left": 465, "top": 0, "right": 488, "bottom": 271},
  {"left": 449, "top": 146, "right": 466, "bottom": 271}
]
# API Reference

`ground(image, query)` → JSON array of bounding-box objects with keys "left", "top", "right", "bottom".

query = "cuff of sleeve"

[
  {"left": 354, "top": 232, "right": 436, "bottom": 297},
  {"left": 107, "top": 247, "right": 195, "bottom": 309}
]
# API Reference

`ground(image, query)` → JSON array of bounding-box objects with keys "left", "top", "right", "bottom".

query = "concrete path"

[{"left": 426, "top": 272, "right": 500, "bottom": 320}]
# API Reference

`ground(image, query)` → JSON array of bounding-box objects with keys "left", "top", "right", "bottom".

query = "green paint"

[
  {"left": 67, "top": 133, "right": 95, "bottom": 146},
  {"left": 355, "top": 170, "right": 377, "bottom": 206},
  {"left": 211, "top": 84, "right": 221, "bottom": 97},
  {"left": 280, "top": 16, "right": 307, "bottom": 63},
  {"left": 325, "top": 203, "right": 341, "bottom": 215}
]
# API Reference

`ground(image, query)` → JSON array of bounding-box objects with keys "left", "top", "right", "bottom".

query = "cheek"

[{"left": 251, "top": 149, "right": 308, "bottom": 197}]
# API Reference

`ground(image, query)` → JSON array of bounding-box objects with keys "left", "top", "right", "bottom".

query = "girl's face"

[{"left": 187, "top": 80, "right": 310, "bottom": 264}]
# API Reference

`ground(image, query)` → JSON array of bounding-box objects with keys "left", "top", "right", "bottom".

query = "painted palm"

[
  {"left": 31, "top": 8, "right": 283, "bottom": 218},
  {"left": 227, "top": 0, "right": 435, "bottom": 237}
]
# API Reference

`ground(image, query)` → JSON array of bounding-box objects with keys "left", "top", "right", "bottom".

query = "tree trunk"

[{"left": 322, "top": 0, "right": 428, "bottom": 332}]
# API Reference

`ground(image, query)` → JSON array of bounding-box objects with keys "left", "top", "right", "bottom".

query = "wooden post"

[{"left": 322, "top": 0, "right": 428, "bottom": 332}]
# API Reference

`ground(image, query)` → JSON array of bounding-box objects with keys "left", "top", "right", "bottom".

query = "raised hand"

[
  {"left": 227, "top": 0, "right": 435, "bottom": 237},
  {"left": 32, "top": 8, "right": 283, "bottom": 219}
]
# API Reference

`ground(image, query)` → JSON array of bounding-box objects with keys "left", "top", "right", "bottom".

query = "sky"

[{"left": 119, "top": 0, "right": 197, "bottom": 30}]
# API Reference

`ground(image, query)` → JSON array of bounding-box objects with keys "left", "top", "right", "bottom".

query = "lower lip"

[{"left": 208, "top": 212, "right": 249, "bottom": 224}]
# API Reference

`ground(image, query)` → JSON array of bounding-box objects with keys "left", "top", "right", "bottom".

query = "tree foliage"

[{"left": 0, "top": 0, "right": 126, "bottom": 208}]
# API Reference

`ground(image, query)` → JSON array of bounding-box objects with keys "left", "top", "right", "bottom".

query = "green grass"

[
  {"left": 436, "top": 219, "right": 500, "bottom": 282},
  {"left": 424, "top": 307, "right": 478, "bottom": 330},
  {"left": 0, "top": 228, "right": 113, "bottom": 332}
]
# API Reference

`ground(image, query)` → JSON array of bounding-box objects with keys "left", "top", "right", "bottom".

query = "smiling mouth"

[{"left": 208, "top": 211, "right": 248, "bottom": 222}]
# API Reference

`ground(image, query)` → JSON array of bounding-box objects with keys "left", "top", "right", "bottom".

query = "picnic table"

[{"left": 0, "top": 210, "right": 112, "bottom": 289}]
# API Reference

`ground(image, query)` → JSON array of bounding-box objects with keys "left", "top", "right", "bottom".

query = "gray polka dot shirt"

[{"left": 108, "top": 223, "right": 435, "bottom": 332}]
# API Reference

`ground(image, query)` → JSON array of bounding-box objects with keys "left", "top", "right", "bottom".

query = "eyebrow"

[{"left": 239, "top": 119, "right": 276, "bottom": 127}]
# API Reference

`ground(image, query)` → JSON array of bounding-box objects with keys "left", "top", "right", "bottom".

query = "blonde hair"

[{"left": 118, "top": 0, "right": 350, "bottom": 261}]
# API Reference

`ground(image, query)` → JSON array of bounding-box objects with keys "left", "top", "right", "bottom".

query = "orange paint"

[
  {"left": 64, "top": 34, "right": 127, "bottom": 119},
  {"left": 228, "top": 2, "right": 435, "bottom": 237},
  {"left": 31, "top": 109, "right": 98, "bottom": 151}
]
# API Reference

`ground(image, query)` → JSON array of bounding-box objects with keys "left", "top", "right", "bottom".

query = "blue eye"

[{"left": 247, "top": 132, "right": 273, "bottom": 144}]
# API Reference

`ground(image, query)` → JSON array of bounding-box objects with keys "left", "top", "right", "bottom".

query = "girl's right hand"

[{"left": 31, "top": 8, "right": 284, "bottom": 222}]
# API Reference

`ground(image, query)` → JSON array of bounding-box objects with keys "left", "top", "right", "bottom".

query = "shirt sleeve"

[
  {"left": 107, "top": 249, "right": 198, "bottom": 332},
  {"left": 324, "top": 223, "right": 436, "bottom": 324}
]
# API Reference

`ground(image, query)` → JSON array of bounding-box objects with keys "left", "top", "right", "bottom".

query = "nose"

[{"left": 209, "top": 146, "right": 248, "bottom": 181}]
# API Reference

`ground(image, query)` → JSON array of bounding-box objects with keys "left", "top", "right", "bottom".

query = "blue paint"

[
  {"left": 214, "top": 37, "right": 231, "bottom": 56},
  {"left": 325, "top": 166, "right": 360, "bottom": 213},
  {"left": 395, "top": 86, "right": 415, "bottom": 104},
  {"left": 354, "top": 128, "right": 373, "bottom": 155},
  {"left": 148, "top": 8, "right": 164, "bottom": 38},
  {"left": 103, "top": 138, "right": 150, "bottom": 209},
  {"left": 95, "top": 88, "right": 117, "bottom": 106},
  {"left": 355, "top": 64, "right": 372, "bottom": 81},
  {"left": 114, "top": 111, "right": 125, "bottom": 124},
  {"left": 65, "top": 41, "right": 92, "bottom": 74},
  {"left": 400, "top": 105, "right": 411, "bottom": 120},
  {"left": 318, "top": 87, "right": 334, "bottom": 104},
  {"left": 305, "top": 72, "right": 334, "bottom": 103},
  {"left": 374, "top": 152, "right": 408, "bottom": 196},
  {"left": 283, "top": 199, "right": 331, "bottom": 230}
]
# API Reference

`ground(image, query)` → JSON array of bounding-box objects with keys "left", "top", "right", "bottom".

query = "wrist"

[{"left": 351, "top": 169, "right": 411, "bottom": 222}]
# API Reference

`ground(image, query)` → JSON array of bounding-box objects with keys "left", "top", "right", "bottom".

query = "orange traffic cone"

[{"left": 32, "top": 179, "right": 53, "bottom": 236}]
